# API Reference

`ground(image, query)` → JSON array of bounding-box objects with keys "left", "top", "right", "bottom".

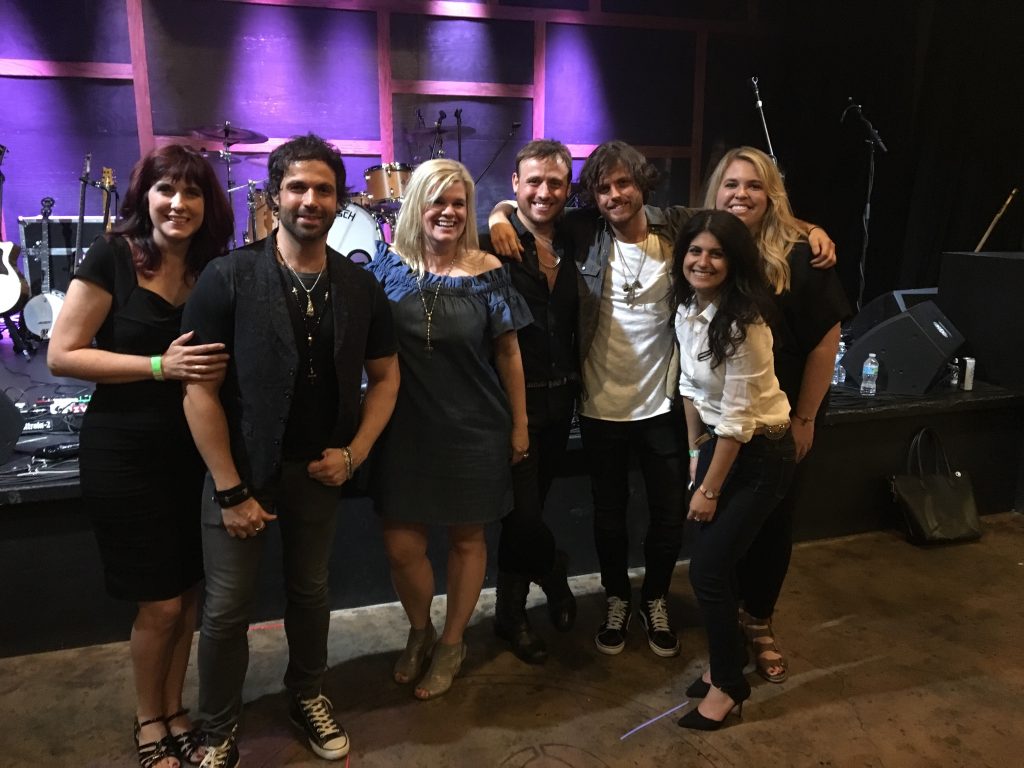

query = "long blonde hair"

[
  {"left": 392, "top": 159, "right": 479, "bottom": 275},
  {"left": 703, "top": 146, "right": 803, "bottom": 294}
]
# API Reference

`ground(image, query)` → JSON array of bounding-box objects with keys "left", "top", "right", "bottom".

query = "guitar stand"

[{"left": 2, "top": 312, "right": 35, "bottom": 358}]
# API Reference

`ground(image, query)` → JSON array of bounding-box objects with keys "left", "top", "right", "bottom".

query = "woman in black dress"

[{"left": 48, "top": 145, "right": 232, "bottom": 768}]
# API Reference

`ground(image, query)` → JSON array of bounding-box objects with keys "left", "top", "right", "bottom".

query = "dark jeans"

[
  {"left": 735, "top": 459, "right": 806, "bottom": 619},
  {"left": 579, "top": 409, "right": 686, "bottom": 602},
  {"left": 197, "top": 461, "right": 340, "bottom": 740},
  {"left": 689, "top": 432, "right": 795, "bottom": 691},
  {"left": 499, "top": 384, "right": 576, "bottom": 578}
]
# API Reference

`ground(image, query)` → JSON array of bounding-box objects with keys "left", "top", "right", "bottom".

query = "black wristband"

[{"left": 214, "top": 483, "right": 251, "bottom": 508}]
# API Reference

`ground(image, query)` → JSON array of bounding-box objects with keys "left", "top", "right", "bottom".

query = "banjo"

[{"left": 22, "top": 196, "right": 65, "bottom": 340}]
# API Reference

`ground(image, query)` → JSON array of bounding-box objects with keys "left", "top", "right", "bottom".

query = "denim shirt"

[{"left": 566, "top": 204, "right": 697, "bottom": 366}]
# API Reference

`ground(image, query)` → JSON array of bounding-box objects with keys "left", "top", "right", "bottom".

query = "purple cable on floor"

[{"left": 620, "top": 700, "right": 690, "bottom": 740}]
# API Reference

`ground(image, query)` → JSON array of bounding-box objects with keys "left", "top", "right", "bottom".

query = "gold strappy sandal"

[{"left": 740, "top": 609, "right": 788, "bottom": 683}]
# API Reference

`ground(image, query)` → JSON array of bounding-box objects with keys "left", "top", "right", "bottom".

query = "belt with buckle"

[
  {"left": 526, "top": 376, "right": 575, "bottom": 389},
  {"left": 695, "top": 422, "right": 790, "bottom": 446}
]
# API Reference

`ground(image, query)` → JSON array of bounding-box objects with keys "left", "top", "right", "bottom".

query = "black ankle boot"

[
  {"left": 538, "top": 550, "right": 576, "bottom": 632},
  {"left": 494, "top": 571, "right": 547, "bottom": 664}
]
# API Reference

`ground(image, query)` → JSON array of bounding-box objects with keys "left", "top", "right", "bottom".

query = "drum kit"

[{"left": 193, "top": 117, "right": 477, "bottom": 263}]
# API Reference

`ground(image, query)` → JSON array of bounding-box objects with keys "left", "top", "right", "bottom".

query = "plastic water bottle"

[
  {"left": 832, "top": 341, "right": 847, "bottom": 386},
  {"left": 860, "top": 353, "right": 879, "bottom": 397}
]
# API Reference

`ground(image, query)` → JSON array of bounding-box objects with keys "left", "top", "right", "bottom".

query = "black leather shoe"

[
  {"left": 539, "top": 550, "right": 577, "bottom": 632},
  {"left": 677, "top": 679, "right": 751, "bottom": 731},
  {"left": 685, "top": 675, "right": 711, "bottom": 698},
  {"left": 494, "top": 571, "right": 548, "bottom": 664}
]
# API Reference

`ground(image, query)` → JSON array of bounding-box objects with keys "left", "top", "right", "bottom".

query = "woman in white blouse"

[{"left": 672, "top": 210, "right": 796, "bottom": 731}]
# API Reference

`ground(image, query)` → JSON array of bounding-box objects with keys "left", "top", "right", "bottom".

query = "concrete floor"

[{"left": 3, "top": 513, "right": 1022, "bottom": 768}]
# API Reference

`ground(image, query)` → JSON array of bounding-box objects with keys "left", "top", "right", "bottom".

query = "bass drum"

[
  {"left": 22, "top": 290, "right": 65, "bottom": 340},
  {"left": 326, "top": 203, "right": 382, "bottom": 265}
]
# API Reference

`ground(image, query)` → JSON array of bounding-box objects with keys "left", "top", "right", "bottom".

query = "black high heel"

[
  {"left": 685, "top": 675, "right": 711, "bottom": 698},
  {"left": 677, "top": 679, "right": 751, "bottom": 731}
]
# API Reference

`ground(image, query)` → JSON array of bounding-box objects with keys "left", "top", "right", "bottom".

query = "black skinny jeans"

[
  {"left": 689, "top": 432, "right": 796, "bottom": 691},
  {"left": 579, "top": 409, "right": 686, "bottom": 602},
  {"left": 498, "top": 384, "right": 577, "bottom": 578}
]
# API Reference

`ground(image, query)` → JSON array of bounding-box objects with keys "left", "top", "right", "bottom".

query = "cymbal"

[
  {"left": 407, "top": 125, "right": 476, "bottom": 138},
  {"left": 191, "top": 122, "right": 268, "bottom": 146}
]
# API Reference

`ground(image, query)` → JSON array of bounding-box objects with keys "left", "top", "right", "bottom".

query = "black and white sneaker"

[
  {"left": 640, "top": 597, "right": 680, "bottom": 657},
  {"left": 199, "top": 733, "right": 239, "bottom": 768},
  {"left": 290, "top": 693, "right": 350, "bottom": 760},
  {"left": 595, "top": 596, "right": 632, "bottom": 655}
]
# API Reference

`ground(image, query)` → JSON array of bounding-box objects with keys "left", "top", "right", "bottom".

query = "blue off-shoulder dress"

[{"left": 366, "top": 244, "right": 533, "bottom": 524}]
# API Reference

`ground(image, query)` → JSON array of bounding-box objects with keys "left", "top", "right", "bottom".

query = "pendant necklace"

[
  {"left": 277, "top": 241, "right": 330, "bottom": 383},
  {"left": 614, "top": 231, "right": 649, "bottom": 307},
  {"left": 533, "top": 233, "right": 561, "bottom": 270},
  {"left": 277, "top": 241, "right": 327, "bottom": 318},
  {"left": 416, "top": 255, "right": 458, "bottom": 354}
]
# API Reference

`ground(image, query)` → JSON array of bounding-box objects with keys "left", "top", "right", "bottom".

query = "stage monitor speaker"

[
  {"left": 846, "top": 288, "right": 938, "bottom": 339},
  {"left": 0, "top": 391, "right": 24, "bottom": 465},
  {"left": 937, "top": 251, "right": 1024, "bottom": 389},
  {"left": 842, "top": 301, "right": 964, "bottom": 395}
]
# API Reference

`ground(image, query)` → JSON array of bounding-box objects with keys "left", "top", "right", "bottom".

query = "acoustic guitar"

[{"left": 0, "top": 145, "right": 30, "bottom": 314}]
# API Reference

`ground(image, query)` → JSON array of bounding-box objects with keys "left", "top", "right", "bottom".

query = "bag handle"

[{"left": 906, "top": 427, "right": 956, "bottom": 483}]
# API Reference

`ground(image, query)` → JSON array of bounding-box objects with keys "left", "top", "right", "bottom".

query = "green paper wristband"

[{"left": 151, "top": 356, "right": 164, "bottom": 381}]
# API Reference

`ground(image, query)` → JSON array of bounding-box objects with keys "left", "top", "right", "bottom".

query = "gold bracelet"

[
  {"left": 794, "top": 413, "right": 814, "bottom": 426},
  {"left": 341, "top": 446, "right": 354, "bottom": 480}
]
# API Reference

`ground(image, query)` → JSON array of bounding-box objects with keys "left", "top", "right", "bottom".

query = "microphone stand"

[
  {"left": 842, "top": 98, "right": 888, "bottom": 311},
  {"left": 430, "top": 111, "right": 447, "bottom": 159},
  {"left": 454, "top": 108, "right": 464, "bottom": 162},
  {"left": 475, "top": 121, "right": 521, "bottom": 186},
  {"left": 750, "top": 77, "right": 779, "bottom": 166}
]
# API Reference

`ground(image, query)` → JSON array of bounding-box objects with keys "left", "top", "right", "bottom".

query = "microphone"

[{"left": 438, "top": 110, "right": 447, "bottom": 120}]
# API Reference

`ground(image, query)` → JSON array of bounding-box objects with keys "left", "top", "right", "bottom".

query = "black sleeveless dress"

[{"left": 76, "top": 237, "right": 205, "bottom": 601}]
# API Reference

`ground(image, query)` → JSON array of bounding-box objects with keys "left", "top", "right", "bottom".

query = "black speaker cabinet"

[
  {"left": 847, "top": 287, "right": 938, "bottom": 339},
  {"left": 842, "top": 301, "right": 964, "bottom": 394},
  {"left": 0, "top": 392, "right": 23, "bottom": 465},
  {"left": 937, "top": 251, "right": 1024, "bottom": 390}
]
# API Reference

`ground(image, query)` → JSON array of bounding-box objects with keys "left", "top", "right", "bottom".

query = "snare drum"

[
  {"left": 245, "top": 189, "right": 277, "bottom": 244},
  {"left": 364, "top": 163, "right": 413, "bottom": 211},
  {"left": 327, "top": 203, "right": 383, "bottom": 265}
]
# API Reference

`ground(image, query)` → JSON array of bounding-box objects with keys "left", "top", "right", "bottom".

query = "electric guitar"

[
  {"left": 22, "top": 197, "right": 65, "bottom": 340},
  {"left": 0, "top": 146, "right": 30, "bottom": 314}
]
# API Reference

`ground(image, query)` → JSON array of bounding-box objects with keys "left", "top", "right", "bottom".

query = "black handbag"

[{"left": 891, "top": 427, "right": 981, "bottom": 544}]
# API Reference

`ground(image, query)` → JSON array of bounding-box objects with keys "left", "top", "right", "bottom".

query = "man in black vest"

[{"left": 183, "top": 134, "right": 399, "bottom": 767}]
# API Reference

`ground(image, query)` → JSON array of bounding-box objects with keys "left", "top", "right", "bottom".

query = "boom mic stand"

[
  {"left": 475, "top": 121, "right": 521, "bottom": 186},
  {"left": 842, "top": 97, "right": 888, "bottom": 311},
  {"left": 750, "top": 77, "right": 779, "bottom": 167}
]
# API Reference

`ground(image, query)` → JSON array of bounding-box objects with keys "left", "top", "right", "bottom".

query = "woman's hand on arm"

[
  {"left": 494, "top": 330, "right": 529, "bottom": 464},
  {"left": 47, "top": 279, "right": 228, "bottom": 384}
]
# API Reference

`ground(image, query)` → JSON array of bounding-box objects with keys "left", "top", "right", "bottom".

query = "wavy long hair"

[
  {"left": 671, "top": 210, "right": 776, "bottom": 368},
  {"left": 114, "top": 144, "right": 233, "bottom": 280},
  {"left": 703, "top": 146, "right": 803, "bottom": 294},
  {"left": 391, "top": 159, "right": 479, "bottom": 275}
]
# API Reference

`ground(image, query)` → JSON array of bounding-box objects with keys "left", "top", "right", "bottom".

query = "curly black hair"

[
  {"left": 670, "top": 210, "right": 776, "bottom": 368},
  {"left": 578, "top": 140, "right": 658, "bottom": 204}
]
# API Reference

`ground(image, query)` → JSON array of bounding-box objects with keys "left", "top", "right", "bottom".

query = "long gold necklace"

[
  {"left": 276, "top": 240, "right": 327, "bottom": 318},
  {"left": 415, "top": 255, "right": 457, "bottom": 354}
]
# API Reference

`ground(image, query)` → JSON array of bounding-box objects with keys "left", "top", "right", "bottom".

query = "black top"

[
  {"left": 770, "top": 241, "right": 852, "bottom": 414},
  {"left": 277, "top": 263, "right": 339, "bottom": 461},
  {"left": 75, "top": 236, "right": 190, "bottom": 421},
  {"left": 182, "top": 236, "right": 396, "bottom": 490},
  {"left": 479, "top": 213, "right": 578, "bottom": 385}
]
